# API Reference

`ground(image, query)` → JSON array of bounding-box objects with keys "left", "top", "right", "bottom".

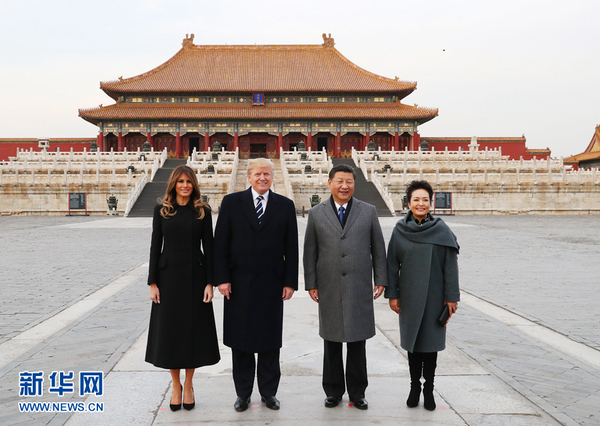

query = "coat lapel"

[
  {"left": 324, "top": 196, "right": 344, "bottom": 234},
  {"left": 240, "top": 188, "right": 259, "bottom": 231},
  {"left": 341, "top": 197, "right": 361, "bottom": 237}
]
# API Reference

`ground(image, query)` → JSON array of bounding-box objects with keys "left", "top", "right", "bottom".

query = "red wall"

[
  {"left": 0, "top": 141, "right": 93, "bottom": 161},
  {"left": 425, "top": 141, "right": 549, "bottom": 161}
]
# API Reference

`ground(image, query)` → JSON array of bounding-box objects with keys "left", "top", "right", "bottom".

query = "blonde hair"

[
  {"left": 247, "top": 158, "right": 274, "bottom": 176},
  {"left": 160, "top": 165, "right": 210, "bottom": 219}
]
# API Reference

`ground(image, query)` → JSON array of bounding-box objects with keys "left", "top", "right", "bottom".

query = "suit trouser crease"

[
  {"left": 232, "top": 348, "right": 280, "bottom": 398},
  {"left": 323, "top": 340, "right": 367, "bottom": 399}
]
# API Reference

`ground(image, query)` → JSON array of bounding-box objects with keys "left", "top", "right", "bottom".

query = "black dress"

[{"left": 145, "top": 202, "right": 221, "bottom": 369}]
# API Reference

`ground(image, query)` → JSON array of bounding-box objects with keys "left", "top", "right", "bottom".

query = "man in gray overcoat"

[{"left": 303, "top": 164, "right": 387, "bottom": 410}]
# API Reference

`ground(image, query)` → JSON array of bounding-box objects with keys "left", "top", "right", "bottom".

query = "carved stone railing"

[
  {"left": 226, "top": 147, "right": 240, "bottom": 194},
  {"left": 280, "top": 147, "right": 295, "bottom": 203},
  {"left": 124, "top": 172, "right": 149, "bottom": 217},
  {"left": 371, "top": 172, "right": 396, "bottom": 216}
]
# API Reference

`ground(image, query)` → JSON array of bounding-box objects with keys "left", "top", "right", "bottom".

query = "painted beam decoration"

[{"left": 99, "top": 121, "right": 416, "bottom": 136}]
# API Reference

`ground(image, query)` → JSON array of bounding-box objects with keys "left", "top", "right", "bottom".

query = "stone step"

[
  {"left": 127, "top": 159, "right": 187, "bottom": 217},
  {"left": 332, "top": 158, "right": 393, "bottom": 217}
]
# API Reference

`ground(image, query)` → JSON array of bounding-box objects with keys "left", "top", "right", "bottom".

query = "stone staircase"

[
  {"left": 233, "top": 160, "right": 249, "bottom": 192},
  {"left": 271, "top": 159, "right": 286, "bottom": 195},
  {"left": 332, "top": 158, "right": 393, "bottom": 217},
  {"left": 127, "top": 159, "right": 187, "bottom": 217},
  {"left": 233, "top": 159, "right": 287, "bottom": 196}
]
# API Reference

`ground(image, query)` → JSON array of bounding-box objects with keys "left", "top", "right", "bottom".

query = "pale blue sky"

[{"left": 1, "top": 0, "right": 598, "bottom": 157}]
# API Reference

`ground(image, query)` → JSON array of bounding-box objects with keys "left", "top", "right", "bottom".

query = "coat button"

[
  {"left": 342, "top": 272, "right": 347, "bottom": 276},
  {"left": 341, "top": 254, "right": 346, "bottom": 258}
]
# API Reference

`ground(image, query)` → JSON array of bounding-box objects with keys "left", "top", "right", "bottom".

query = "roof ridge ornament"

[
  {"left": 322, "top": 33, "right": 335, "bottom": 47},
  {"left": 182, "top": 33, "right": 195, "bottom": 48}
]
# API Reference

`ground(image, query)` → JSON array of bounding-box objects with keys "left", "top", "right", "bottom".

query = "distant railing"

[
  {"left": 227, "top": 148, "right": 240, "bottom": 194},
  {"left": 124, "top": 173, "right": 149, "bottom": 217},
  {"left": 280, "top": 147, "right": 295, "bottom": 203},
  {"left": 371, "top": 172, "right": 396, "bottom": 215}
]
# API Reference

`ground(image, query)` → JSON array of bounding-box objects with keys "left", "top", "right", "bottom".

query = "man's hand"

[
  {"left": 373, "top": 286, "right": 384, "bottom": 300},
  {"left": 203, "top": 284, "right": 214, "bottom": 303},
  {"left": 218, "top": 283, "right": 232, "bottom": 300},
  {"left": 149, "top": 284, "right": 160, "bottom": 304},
  {"left": 308, "top": 289, "right": 319, "bottom": 303},
  {"left": 389, "top": 298, "right": 400, "bottom": 314},
  {"left": 282, "top": 286, "right": 295, "bottom": 301}
]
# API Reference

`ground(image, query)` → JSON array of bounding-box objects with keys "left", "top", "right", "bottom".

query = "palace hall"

[{"left": 78, "top": 34, "right": 439, "bottom": 159}]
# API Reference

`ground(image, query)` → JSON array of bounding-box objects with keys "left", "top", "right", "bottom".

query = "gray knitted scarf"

[{"left": 394, "top": 211, "right": 459, "bottom": 252}]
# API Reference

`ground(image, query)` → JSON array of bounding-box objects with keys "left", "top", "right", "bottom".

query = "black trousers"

[
  {"left": 232, "top": 348, "right": 280, "bottom": 398},
  {"left": 323, "top": 340, "right": 367, "bottom": 400}
]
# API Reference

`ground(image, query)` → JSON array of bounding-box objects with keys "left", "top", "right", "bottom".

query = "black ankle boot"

[
  {"left": 406, "top": 352, "right": 423, "bottom": 408},
  {"left": 423, "top": 384, "right": 436, "bottom": 410},
  {"left": 407, "top": 383, "right": 421, "bottom": 407},
  {"left": 422, "top": 352, "right": 437, "bottom": 411}
]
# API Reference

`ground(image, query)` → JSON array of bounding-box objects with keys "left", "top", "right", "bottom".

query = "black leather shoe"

[
  {"left": 261, "top": 395, "right": 280, "bottom": 410},
  {"left": 324, "top": 396, "right": 342, "bottom": 408},
  {"left": 183, "top": 387, "right": 195, "bottom": 410},
  {"left": 169, "top": 385, "right": 182, "bottom": 411},
  {"left": 234, "top": 396, "right": 250, "bottom": 412},
  {"left": 351, "top": 397, "right": 368, "bottom": 410}
]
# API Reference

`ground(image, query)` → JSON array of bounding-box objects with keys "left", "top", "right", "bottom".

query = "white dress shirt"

[{"left": 251, "top": 188, "right": 269, "bottom": 212}]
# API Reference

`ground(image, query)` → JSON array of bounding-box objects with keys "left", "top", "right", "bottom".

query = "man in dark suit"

[
  {"left": 304, "top": 164, "right": 387, "bottom": 410},
  {"left": 214, "top": 158, "right": 298, "bottom": 412}
]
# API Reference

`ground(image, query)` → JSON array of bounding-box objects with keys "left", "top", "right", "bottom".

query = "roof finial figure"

[
  {"left": 322, "top": 33, "right": 335, "bottom": 47},
  {"left": 182, "top": 33, "right": 195, "bottom": 48}
]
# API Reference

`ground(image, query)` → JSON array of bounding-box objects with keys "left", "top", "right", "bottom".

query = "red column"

[
  {"left": 147, "top": 132, "right": 153, "bottom": 150},
  {"left": 364, "top": 132, "right": 370, "bottom": 150},
  {"left": 204, "top": 132, "right": 210, "bottom": 151},
  {"left": 307, "top": 133, "right": 312, "bottom": 151},
  {"left": 233, "top": 132, "right": 239, "bottom": 151},
  {"left": 335, "top": 132, "right": 341, "bottom": 158},
  {"left": 97, "top": 133, "right": 103, "bottom": 151},
  {"left": 277, "top": 132, "right": 283, "bottom": 157},
  {"left": 117, "top": 132, "right": 124, "bottom": 151},
  {"left": 175, "top": 132, "right": 182, "bottom": 158},
  {"left": 414, "top": 131, "right": 421, "bottom": 151},
  {"left": 394, "top": 132, "right": 399, "bottom": 151}
]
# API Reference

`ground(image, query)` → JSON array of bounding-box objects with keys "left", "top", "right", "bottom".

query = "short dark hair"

[
  {"left": 406, "top": 180, "right": 433, "bottom": 200},
  {"left": 328, "top": 164, "right": 356, "bottom": 180}
]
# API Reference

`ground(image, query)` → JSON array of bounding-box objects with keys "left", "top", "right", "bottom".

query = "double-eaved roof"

[
  {"left": 564, "top": 125, "right": 600, "bottom": 166},
  {"left": 80, "top": 35, "right": 438, "bottom": 125}
]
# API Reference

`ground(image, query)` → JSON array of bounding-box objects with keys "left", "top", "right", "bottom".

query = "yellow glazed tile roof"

[
  {"left": 100, "top": 36, "right": 416, "bottom": 95},
  {"left": 79, "top": 103, "right": 438, "bottom": 123}
]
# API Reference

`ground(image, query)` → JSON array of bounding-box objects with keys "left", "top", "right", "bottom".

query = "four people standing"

[
  {"left": 303, "top": 164, "right": 387, "bottom": 410},
  {"left": 214, "top": 158, "right": 299, "bottom": 412},
  {"left": 146, "top": 160, "right": 459, "bottom": 413}
]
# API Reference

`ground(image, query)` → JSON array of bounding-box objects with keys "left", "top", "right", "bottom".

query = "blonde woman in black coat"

[
  {"left": 385, "top": 180, "right": 459, "bottom": 411},
  {"left": 146, "top": 165, "right": 220, "bottom": 411}
]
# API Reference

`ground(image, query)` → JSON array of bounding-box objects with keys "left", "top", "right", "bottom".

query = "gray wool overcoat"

[
  {"left": 304, "top": 197, "right": 388, "bottom": 343},
  {"left": 385, "top": 214, "right": 460, "bottom": 353}
]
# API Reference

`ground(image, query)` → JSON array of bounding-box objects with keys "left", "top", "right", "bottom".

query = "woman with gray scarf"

[{"left": 385, "top": 180, "right": 460, "bottom": 411}]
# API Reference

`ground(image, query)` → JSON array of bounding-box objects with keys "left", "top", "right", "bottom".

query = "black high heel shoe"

[
  {"left": 170, "top": 385, "right": 182, "bottom": 411},
  {"left": 183, "top": 387, "right": 195, "bottom": 410}
]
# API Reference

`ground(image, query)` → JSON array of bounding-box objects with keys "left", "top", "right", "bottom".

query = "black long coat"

[
  {"left": 214, "top": 188, "right": 298, "bottom": 353},
  {"left": 145, "top": 203, "right": 221, "bottom": 369}
]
